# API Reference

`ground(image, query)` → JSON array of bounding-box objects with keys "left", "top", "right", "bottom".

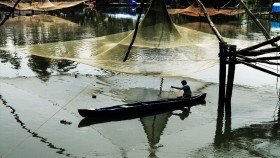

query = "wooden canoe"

[{"left": 78, "top": 93, "right": 206, "bottom": 119}]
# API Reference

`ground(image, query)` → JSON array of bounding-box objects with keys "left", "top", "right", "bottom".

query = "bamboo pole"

[
  {"left": 0, "top": 0, "right": 22, "bottom": 26},
  {"left": 195, "top": 0, "right": 225, "bottom": 43},
  {"left": 238, "top": 46, "right": 280, "bottom": 56},
  {"left": 240, "top": 36, "right": 280, "bottom": 51},
  {"left": 237, "top": 59, "right": 280, "bottom": 77},
  {"left": 237, "top": 54, "right": 280, "bottom": 65},
  {"left": 255, "top": 56, "right": 280, "bottom": 61},
  {"left": 237, "top": 0, "right": 272, "bottom": 41},
  {"left": 225, "top": 45, "right": 236, "bottom": 117},
  {"left": 214, "top": 109, "right": 224, "bottom": 146},
  {"left": 218, "top": 42, "right": 227, "bottom": 112}
]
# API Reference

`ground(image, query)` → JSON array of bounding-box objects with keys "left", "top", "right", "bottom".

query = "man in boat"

[{"left": 171, "top": 80, "right": 192, "bottom": 98}]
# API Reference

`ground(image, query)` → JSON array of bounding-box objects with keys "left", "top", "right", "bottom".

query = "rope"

[
  {"left": 3, "top": 76, "right": 96, "bottom": 157},
  {"left": 273, "top": 100, "right": 280, "bottom": 119},
  {"left": 255, "top": 62, "right": 280, "bottom": 72},
  {"left": 168, "top": 87, "right": 176, "bottom": 98},
  {"left": 185, "top": 0, "right": 203, "bottom": 14},
  {"left": 221, "top": 0, "right": 232, "bottom": 9}
]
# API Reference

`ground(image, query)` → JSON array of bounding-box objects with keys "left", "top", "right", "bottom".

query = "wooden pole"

[
  {"left": 239, "top": 36, "right": 280, "bottom": 51},
  {"left": 255, "top": 56, "right": 280, "bottom": 61},
  {"left": 0, "top": 0, "right": 22, "bottom": 26},
  {"left": 237, "top": 54, "right": 280, "bottom": 65},
  {"left": 218, "top": 42, "right": 227, "bottom": 112},
  {"left": 238, "top": 46, "right": 280, "bottom": 56},
  {"left": 195, "top": 0, "right": 225, "bottom": 43},
  {"left": 225, "top": 45, "right": 236, "bottom": 117},
  {"left": 214, "top": 109, "right": 224, "bottom": 146},
  {"left": 237, "top": 59, "right": 280, "bottom": 77},
  {"left": 237, "top": 0, "right": 272, "bottom": 42}
]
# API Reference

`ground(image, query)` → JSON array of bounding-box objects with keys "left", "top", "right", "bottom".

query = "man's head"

[{"left": 181, "top": 80, "right": 187, "bottom": 85}]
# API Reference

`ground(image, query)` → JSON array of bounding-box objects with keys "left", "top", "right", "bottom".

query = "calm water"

[{"left": 1, "top": 5, "right": 280, "bottom": 158}]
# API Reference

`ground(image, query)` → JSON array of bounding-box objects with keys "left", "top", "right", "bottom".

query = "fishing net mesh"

[
  {"left": 95, "top": 0, "right": 191, "bottom": 61},
  {"left": 169, "top": 2, "right": 245, "bottom": 16},
  {"left": 0, "top": 0, "right": 84, "bottom": 11},
  {"left": 1, "top": 0, "right": 252, "bottom": 75}
]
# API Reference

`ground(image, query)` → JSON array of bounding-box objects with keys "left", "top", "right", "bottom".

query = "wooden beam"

[
  {"left": 237, "top": 54, "right": 280, "bottom": 65},
  {"left": 237, "top": 46, "right": 280, "bottom": 56},
  {"left": 218, "top": 42, "right": 227, "bottom": 112},
  {"left": 195, "top": 0, "right": 225, "bottom": 43},
  {"left": 225, "top": 45, "right": 237, "bottom": 117},
  {"left": 0, "top": 0, "right": 22, "bottom": 26},
  {"left": 255, "top": 56, "right": 280, "bottom": 61},
  {"left": 237, "top": 0, "right": 273, "bottom": 42},
  {"left": 239, "top": 36, "right": 280, "bottom": 51},
  {"left": 237, "top": 59, "right": 280, "bottom": 77}
]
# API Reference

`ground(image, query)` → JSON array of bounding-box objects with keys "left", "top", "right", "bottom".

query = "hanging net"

[
  {"left": 169, "top": 2, "right": 245, "bottom": 16},
  {"left": 0, "top": 0, "right": 85, "bottom": 11},
  {"left": 0, "top": 0, "right": 255, "bottom": 76}
]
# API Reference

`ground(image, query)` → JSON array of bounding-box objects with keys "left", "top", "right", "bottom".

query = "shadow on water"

[
  {"left": 79, "top": 106, "right": 193, "bottom": 157},
  {"left": 214, "top": 102, "right": 280, "bottom": 157},
  {"left": 0, "top": 95, "right": 77, "bottom": 158}
]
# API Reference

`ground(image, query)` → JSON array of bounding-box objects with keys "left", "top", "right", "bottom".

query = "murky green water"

[{"left": 1, "top": 5, "right": 280, "bottom": 158}]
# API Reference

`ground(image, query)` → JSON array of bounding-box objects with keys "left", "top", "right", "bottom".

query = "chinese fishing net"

[{"left": 0, "top": 0, "right": 254, "bottom": 76}]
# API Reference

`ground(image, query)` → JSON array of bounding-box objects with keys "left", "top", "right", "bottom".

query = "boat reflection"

[
  {"left": 78, "top": 105, "right": 199, "bottom": 128},
  {"left": 79, "top": 106, "right": 194, "bottom": 157}
]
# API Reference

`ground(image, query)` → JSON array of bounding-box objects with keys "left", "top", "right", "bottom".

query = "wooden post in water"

[
  {"left": 225, "top": 45, "right": 237, "bottom": 117},
  {"left": 237, "top": 0, "right": 271, "bottom": 41},
  {"left": 218, "top": 42, "right": 227, "bottom": 113}
]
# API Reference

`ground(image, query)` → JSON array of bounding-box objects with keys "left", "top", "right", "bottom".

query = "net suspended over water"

[
  {"left": 0, "top": 0, "right": 85, "bottom": 11},
  {"left": 169, "top": 1, "right": 245, "bottom": 16},
  {"left": 1, "top": 0, "right": 254, "bottom": 76}
]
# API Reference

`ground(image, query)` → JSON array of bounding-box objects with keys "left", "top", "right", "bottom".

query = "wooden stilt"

[
  {"left": 225, "top": 45, "right": 236, "bottom": 117},
  {"left": 224, "top": 114, "right": 232, "bottom": 143},
  {"left": 214, "top": 110, "right": 224, "bottom": 146},
  {"left": 237, "top": 59, "right": 280, "bottom": 77},
  {"left": 218, "top": 42, "right": 227, "bottom": 113}
]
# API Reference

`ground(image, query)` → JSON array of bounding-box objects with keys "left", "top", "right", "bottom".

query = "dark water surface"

[{"left": 1, "top": 5, "right": 280, "bottom": 158}]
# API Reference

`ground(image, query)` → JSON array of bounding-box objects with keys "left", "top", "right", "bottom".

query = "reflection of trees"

[
  {"left": 27, "top": 55, "right": 77, "bottom": 82},
  {"left": 28, "top": 55, "right": 52, "bottom": 82},
  {"left": 60, "top": 7, "right": 136, "bottom": 37},
  {"left": 0, "top": 50, "right": 21, "bottom": 69}
]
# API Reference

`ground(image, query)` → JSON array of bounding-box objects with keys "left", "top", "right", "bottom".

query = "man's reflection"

[{"left": 172, "top": 107, "right": 191, "bottom": 120}]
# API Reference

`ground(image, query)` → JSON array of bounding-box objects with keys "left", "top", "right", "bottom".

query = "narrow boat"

[{"left": 78, "top": 93, "right": 206, "bottom": 119}]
